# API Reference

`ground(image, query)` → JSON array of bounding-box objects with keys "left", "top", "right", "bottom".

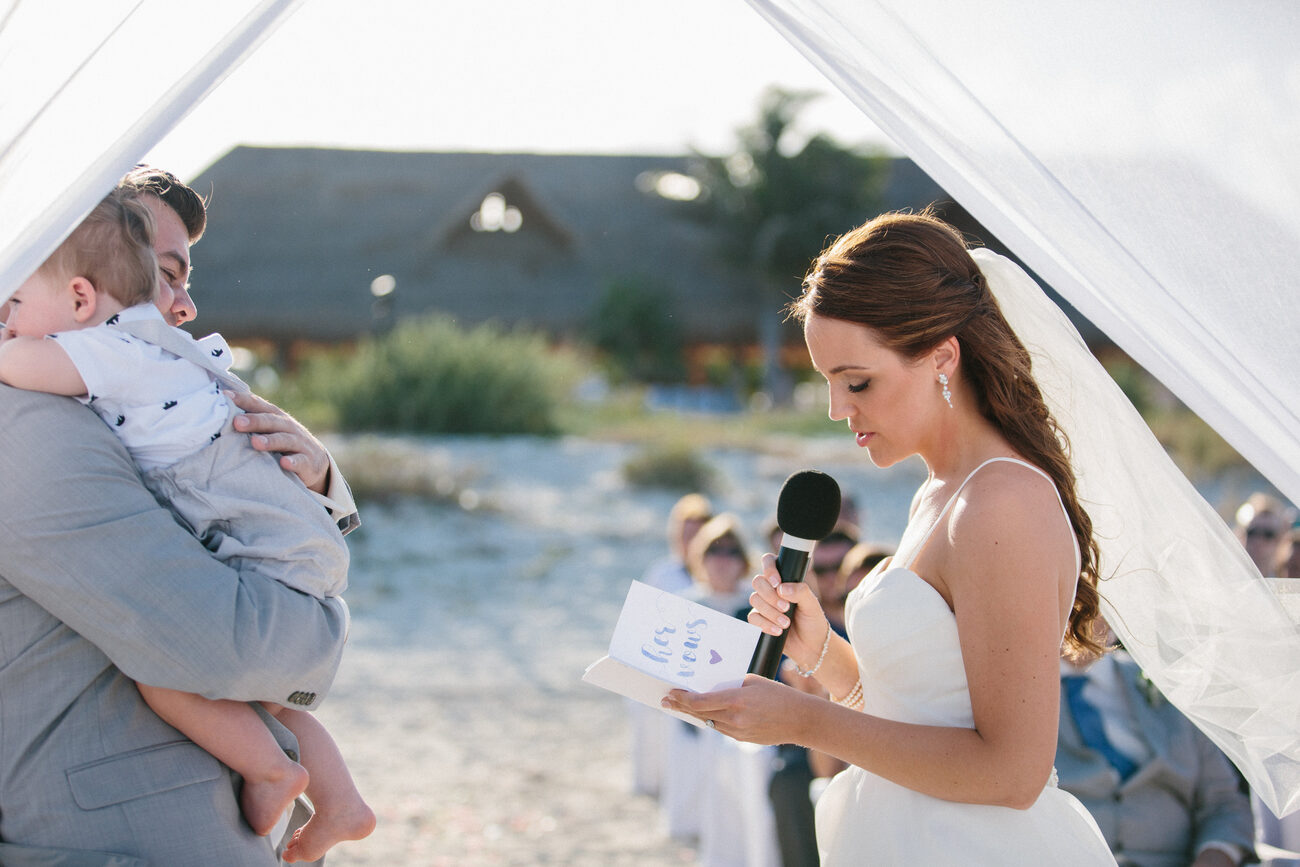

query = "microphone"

[{"left": 748, "top": 469, "right": 842, "bottom": 679}]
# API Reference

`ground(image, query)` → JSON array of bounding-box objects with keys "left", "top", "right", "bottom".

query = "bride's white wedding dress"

[{"left": 815, "top": 458, "right": 1116, "bottom": 865}]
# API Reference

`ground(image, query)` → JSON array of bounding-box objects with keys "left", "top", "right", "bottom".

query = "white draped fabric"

[
  {"left": 0, "top": 0, "right": 301, "bottom": 297},
  {"left": 746, "top": 0, "right": 1300, "bottom": 814}
]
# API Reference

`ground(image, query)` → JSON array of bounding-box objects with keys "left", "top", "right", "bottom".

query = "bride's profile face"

[{"left": 804, "top": 312, "right": 937, "bottom": 468}]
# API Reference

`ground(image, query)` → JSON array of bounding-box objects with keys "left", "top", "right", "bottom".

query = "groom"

[{"left": 0, "top": 167, "right": 355, "bottom": 865}]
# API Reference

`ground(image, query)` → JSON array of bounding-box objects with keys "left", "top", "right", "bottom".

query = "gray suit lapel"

[{"left": 1117, "top": 660, "right": 1172, "bottom": 758}]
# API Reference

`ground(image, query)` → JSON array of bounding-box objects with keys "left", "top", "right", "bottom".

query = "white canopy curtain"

[
  {"left": 745, "top": 0, "right": 1300, "bottom": 813},
  {"left": 0, "top": 0, "right": 302, "bottom": 298}
]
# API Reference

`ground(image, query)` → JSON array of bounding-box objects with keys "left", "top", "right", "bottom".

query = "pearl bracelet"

[
  {"left": 833, "top": 679, "right": 864, "bottom": 711},
  {"left": 793, "top": 624, "right": 832, "bottom": 678}
]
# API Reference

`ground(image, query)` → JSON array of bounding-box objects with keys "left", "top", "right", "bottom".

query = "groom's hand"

[{"left": 227, "top": 390, "right": 331, "bottom": 494}]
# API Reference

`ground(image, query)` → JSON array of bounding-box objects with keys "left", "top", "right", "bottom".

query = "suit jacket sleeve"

[
  {"left": 0, "top": 387, "right": 349, "bottom": 708},
  {"left": 1189, "top": 722, "right": 1257, "bottom": 858},
  {"left": 315, "top": 450, "right": 361, "bottom": 536}
]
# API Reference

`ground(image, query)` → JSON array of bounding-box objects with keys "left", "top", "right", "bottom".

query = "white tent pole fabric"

[
  {"left": 0, "top": 0, "right": 303, "bottom": 299},
  {"left": 745, "top": 0, "right": 1300, "bottom": 814}
]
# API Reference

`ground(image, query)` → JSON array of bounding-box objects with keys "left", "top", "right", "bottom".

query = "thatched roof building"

[{"left": 186, "top": 147, "right": 1098, "bottom": 351}]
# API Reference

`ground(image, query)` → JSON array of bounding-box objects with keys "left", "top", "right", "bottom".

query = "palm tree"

[{"left": 690, "top": 87, "right": 888, "bottom": 404}]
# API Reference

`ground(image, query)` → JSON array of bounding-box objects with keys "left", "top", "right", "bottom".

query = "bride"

[{"left": 664, "top": 212, "right": 1117, "bottom": 865}]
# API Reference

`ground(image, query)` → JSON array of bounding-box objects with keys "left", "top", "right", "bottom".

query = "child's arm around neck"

[{"left": 0, "top": 335, "right": 89, "bottom": 396}]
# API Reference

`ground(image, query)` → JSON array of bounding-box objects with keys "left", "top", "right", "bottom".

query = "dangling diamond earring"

[{"left": 938, "top": 373, "right": 953, "bottom": 409}]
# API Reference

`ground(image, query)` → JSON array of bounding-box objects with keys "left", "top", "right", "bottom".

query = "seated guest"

[
  {"left": 682, "top": 513, "right": 754, "bottom": 617},
  {"left": 836, "top": 541, "right": 894, "bottom": 613},
  {"left": 1231, "top": 496, "right": 1300, "bottom": 864},
  {"left": 643, "top": 492, "right": 714, "bottom": 594},
  {"left": 807, "top": 522, "right": 859, "bottom": 635},
  {"left": 1056, "top": 625, "right": 1254, "bottom": 867},
  {"left": 1233, "top": 492, "right": 1294, "bottom": 576},
  {"left": 630, "top": 492, "right": 714, "bottom": 798},
  {"left": 660, "top": 513, "right": 754, "bottom": 841},
  {"left": 1278, "top": 522, "right": 1300, "bottom": 579}
]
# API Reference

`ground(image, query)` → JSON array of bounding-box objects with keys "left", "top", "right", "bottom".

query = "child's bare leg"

[
  {"left": 272, "top": 706, "right": 376, "bottom": 863},
  {"left": 137, "top": 683, "right": 308, "bottom": 836}
]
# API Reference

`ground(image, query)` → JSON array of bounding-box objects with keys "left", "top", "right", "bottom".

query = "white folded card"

[{"left": 583, "top": 580, "right": 761, "bottom": 728}]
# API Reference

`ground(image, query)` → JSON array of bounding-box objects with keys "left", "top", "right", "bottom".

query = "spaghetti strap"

[{"left": 901, "top": 457, "right": 1078, "bottom": 574}]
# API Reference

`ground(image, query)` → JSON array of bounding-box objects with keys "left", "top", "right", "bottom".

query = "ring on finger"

[{"left": 705, "top": 719, "right": 716, "bottom": 729}]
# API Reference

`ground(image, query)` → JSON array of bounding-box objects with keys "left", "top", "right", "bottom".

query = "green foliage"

[
  {"left": 586, "top": 279, "right": 686, "bottom": 384},
  {"left": 687, "top": 86, "right": 891, "bottom": 402},
  {"left": 621, "top": 442, "right": 717, "bottom": 492},
  {"left": 1102, "top": 356, "right": 1153, "bottom": 415},
  {"left": 690, "top": 87, "right": 891, "bottom": 287},
  {"left": 1146, "top": 410, "right": 1245, "bottom": 478},
  {"left": 276, "top": 314, "right": 579, "bottom": 435},
  {"left": 1103, "top": 355, "right": 1243, "bottom": 476}
]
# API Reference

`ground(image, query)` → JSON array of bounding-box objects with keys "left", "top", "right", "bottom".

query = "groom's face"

[{"left": 143, "top": 195, "right": 197, "bottom": 328}]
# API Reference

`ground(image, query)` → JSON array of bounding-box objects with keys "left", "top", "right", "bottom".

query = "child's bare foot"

[
  {"left": 241, "top": 762, "right": 310, "bottom": 837},
  {"left": 282, "top": 799, "right": 377, "bottom": 863}
]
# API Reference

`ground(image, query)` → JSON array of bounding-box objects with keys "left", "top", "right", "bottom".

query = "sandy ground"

[{"left": 310, "top": 434, "right": 920, "bottom": 865}]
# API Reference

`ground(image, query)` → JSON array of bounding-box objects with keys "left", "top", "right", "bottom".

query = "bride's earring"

[{"left": 938, "top": 373, "right": 953, "bottom": 409}]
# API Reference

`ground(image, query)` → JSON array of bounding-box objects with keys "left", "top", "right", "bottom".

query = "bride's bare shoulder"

[{"left": 946, "top": 461, "right": 1073, "bottom": 580}]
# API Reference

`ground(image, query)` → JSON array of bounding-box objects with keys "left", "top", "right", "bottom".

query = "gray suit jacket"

[
  {"left": 1055, "top": 655, "right": 1255, "bottom": 867},
  {"left": 0, "top": 387, "right": 351, "bottom": 865}
]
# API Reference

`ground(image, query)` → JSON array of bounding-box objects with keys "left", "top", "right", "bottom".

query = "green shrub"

[
  {"left": 277, "top": 314, "right": 579, "bottom": 435},
  {"left": 622, "top": 442, "right": 716, "bottom": 492},
  {"left": 1102, "top": 356, "right": 1152, "bottom": 415},
  {"left": 586, "top": 279, "right": 685, "bottom": 384}
]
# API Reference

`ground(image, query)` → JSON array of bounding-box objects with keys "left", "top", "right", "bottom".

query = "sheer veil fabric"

[{"left": 975, "top": 246, "right": 1300, "bottom": 815}]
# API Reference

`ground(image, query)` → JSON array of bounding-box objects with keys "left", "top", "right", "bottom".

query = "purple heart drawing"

[{"left": 709, "top": 650, "right": 722, "bottom": 664}]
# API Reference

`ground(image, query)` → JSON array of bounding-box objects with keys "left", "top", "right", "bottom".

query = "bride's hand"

[
  {"left": 662, "top": 674, "right": 813, "bottom": 745},
  {"left": 747, "top": 552, "right": 830, "bottom": 673}
]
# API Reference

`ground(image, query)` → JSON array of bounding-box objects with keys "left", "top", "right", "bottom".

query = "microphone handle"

[{"left": 748, "top": 543, "right": 812, "bottom": 679}]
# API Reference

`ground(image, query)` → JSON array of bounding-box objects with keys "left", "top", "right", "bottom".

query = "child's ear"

[{"left": 69, "top": 277, "right": 98, "bottom": 323}]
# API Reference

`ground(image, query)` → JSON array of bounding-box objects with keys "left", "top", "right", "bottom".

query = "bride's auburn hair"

[{"left": 788, "top": 210, "right": 1105, "bottom": 661}]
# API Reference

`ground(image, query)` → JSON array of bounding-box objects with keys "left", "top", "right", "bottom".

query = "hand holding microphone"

[{"left": 748, "top": 469, "right": 841, "bottom": 680}]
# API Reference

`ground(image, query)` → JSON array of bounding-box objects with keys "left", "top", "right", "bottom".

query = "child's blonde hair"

[{"left": 41, "top": 189, "right": 157, "bottom": 308}]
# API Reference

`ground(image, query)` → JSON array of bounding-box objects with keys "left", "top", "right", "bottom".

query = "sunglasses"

[
  {"left": 705, "top": 544, "right": 744, "bottom": 558},
  {"left": 1247, "top": 526, "right": 1280, "bottom": 541}
]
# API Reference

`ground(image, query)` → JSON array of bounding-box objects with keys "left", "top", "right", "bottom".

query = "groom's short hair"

[{"left": 117, "top": 165, "right": 207, "bottom": 243}]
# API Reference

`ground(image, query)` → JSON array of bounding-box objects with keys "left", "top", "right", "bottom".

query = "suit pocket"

[{"left": 66, "top": 740, "right": 222, "bottom": 810}]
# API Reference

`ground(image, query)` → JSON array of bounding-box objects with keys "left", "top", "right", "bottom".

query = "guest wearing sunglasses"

[
  {"left": 807, "top": 523, "right": 860, "bottom": 637},
  {"left": 1235, "top": 494, "right": 1300, "bottom": 864},
  {"left": 1233, "top": 493, "right": 1295, "bottom": 577},
  {"left": 684, "top": 513, "right": 755, "bottom": 619}
]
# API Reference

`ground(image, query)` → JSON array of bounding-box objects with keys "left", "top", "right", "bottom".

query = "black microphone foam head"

[{"left": 776, "top": 469, "right": 842, "bottom": 541}]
